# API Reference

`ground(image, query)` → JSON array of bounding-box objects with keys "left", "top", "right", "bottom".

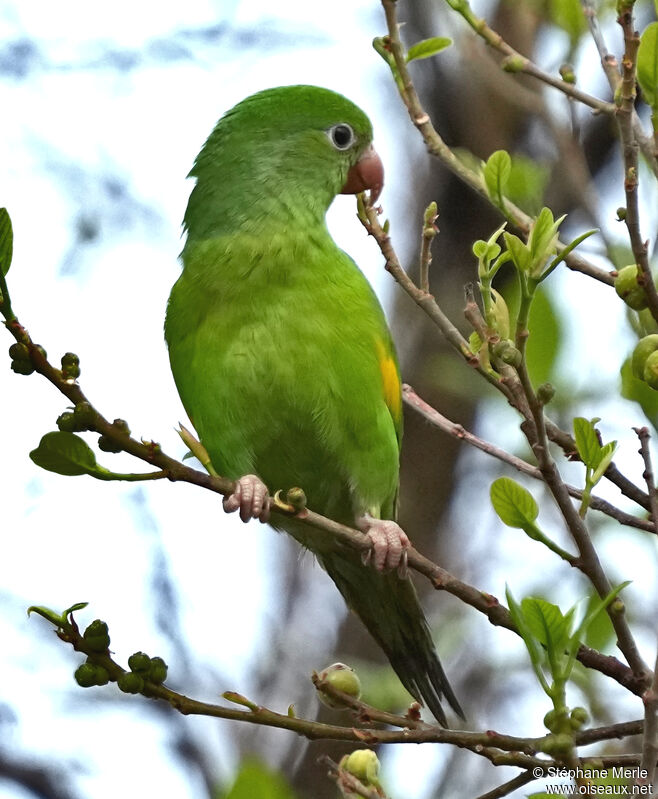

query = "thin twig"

[
  {"left": 404, "top": 384, "right": 656, "bottom": 533},
  {"left": 473, "top": 771, "right": 535, "bottom": 799},
  {"left": 378, "top": 0, "right": 615, "bottom": 287}
]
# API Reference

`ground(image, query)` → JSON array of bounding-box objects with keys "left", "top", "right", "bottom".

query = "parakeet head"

[{"left": 183, "top": 85, "right": 383, "bottom": 241}]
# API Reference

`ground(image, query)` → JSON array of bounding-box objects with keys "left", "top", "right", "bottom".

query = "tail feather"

[{"left": 320, "top": 552, "right": 464, "bottom": 726}]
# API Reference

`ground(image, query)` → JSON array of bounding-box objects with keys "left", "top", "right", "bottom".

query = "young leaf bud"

[
  {"left": 317, "top": 662, "right": 362, "bottom": 708},
  {"left": 614, "top": 265, "right": 649, "bottom": 310}
]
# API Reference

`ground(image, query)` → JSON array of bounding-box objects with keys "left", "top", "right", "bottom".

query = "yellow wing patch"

[{"left": 376, "top": 339, "right": 402, "bottom": 430}]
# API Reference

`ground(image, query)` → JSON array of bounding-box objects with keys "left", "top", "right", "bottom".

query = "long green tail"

[{"left": 320, "top": 551, "right": 464, "bottom": 726}]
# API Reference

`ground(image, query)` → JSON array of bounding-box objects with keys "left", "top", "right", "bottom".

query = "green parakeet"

[{"left": 165, "top": 85, "right": 463, "bottom": 725}]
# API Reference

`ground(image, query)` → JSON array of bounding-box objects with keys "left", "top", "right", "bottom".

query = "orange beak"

[{"left": 340, "top": 144, "right": 384, "bottom": 203}]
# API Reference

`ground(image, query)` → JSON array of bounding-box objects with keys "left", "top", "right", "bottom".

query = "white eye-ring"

[{"left": 327, "top": 123, "right": 356, "bottom": 150}]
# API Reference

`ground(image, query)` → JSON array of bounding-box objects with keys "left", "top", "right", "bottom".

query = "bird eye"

[{"left": 328, "top": 123, "right": 355, "bottom": 151}]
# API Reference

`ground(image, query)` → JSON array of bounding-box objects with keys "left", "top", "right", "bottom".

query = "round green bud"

[
  {"left": 317, "top": 662, "right": 362, "bottom": 708},
  {"left": 8, "top": 342, "right": 29, "bottom": 361},
  {"left": 343, "top": 749, "right": 380, "bottom": 785},
  {"left": 93, "top": 665, "right": 110, "bottom": 686},
  {"left": 127, "top": 651, "right": 152, "bottom": 674},
  {"left": 83, "top": 620, "right": 110, "bottom": 652},
  {"left": 61, "top": 352, "right": 81, "bottom": 379},
  {"left": 98, "top": 435, "right": 123, "bottom": 453},
  {"left": 615, "top": 264, "right": 649, "bottom": 310},
  {"left": 616, "top": 207, "right": 627, "bottom": 221},
  {"left": 73, "top": 401, "right": 96, "bottom": 430},
  {"left": 147, "top": 657, "right": 168, "bottom": 684},
  {"left": 492, "top": 340, "right": 522, "bottom": 368},
  {"left": 34, "top": 345, "right": 47, "bottom": 360},
  {"left": 112, "top": 418, "right": 131, "bottom": 435},
  {"left": 56, "top": 411, "right": 78, "bottom": 432},
  {"left": 543, "top": 708, "right": 560, "bottom": 732},
  {"left": 559, "top": 63, "right": 576, "bottom": 84},
  {"left": 537, "top": 382, "right": 555, "bottom": 405},
  {"left": 541, "top": 733, "right": 573, "bottom": 757},
  {"left": 11, "top": 359, "right": 35, "bottom": 375},
  {"left": 74, "top": 663, "right": 99, "bottom": 688},
  {"left": 643, "top": 350, "right": 658, "bottom": 390},
  {"left": 569, "top": 706, "right": 589, "bottom": 730},
  {"left": 117, "top": 672, "right": 144, "bottom": 694},
  {"left": 632, "top": 335, "right": 658, "bottom": 379}
]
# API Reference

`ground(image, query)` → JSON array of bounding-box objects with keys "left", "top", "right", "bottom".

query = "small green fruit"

[
  {"left": 615, "top": 264, "right": 649, "bottom": 310},
  {"left": 569, "top": 706, "right": 589, "bottom": 730},
  {"left": 317, "top": 662, "right": 361, "bottom": 708},
  {"left": 61, "top": 352, "right": 81, "bottom": 380},
  {"left": 343, "top": 749, "right": 381, "bottom": 786},
  {"left": 127, "top": 651, "right": 152, "bottom": 674},
  {"left": 632, "top": 335, "right": 658, "bottom": 379},
  {"left": 147, "top": 657, "right": 168, "bottom": 684},
  {"left": 644, "top": 350, "right": 658, "bottom": 389},
  {"left": 8, "top": 342, "right": 29, "bottom": 361},
  {"left": 98, "top": 435, "right": 123, "bottom": 453},
  {"left": 11, "top": 359, "right": 35, "bottom": 375},
  {"left": 56, "top": 411, "right": 78, "bottom": 432},
  {"left": 117, "top": 672, "right": 144, "bottom": 694},
  {"left": 74, "top": 663, "right": 99, "bottom": 688},
  {"left": 83, "top": 620, "right": 110, "bottom": 652},
  {"left": 73, "top": 401, "right": 96, "bottom": 430}
]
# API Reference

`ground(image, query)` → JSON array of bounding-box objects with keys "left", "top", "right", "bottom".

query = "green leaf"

[
  {"left": 521, "top": 597, "right": 570, "bottom": 653},
  {"left": 406, "top": 36, "right": 452, "bottom": 62},
  {"left": 218, "top": 759, "right": 299, "bottom": 799},
  {"left": 582, "top": 592, "right": 616, "bottom": 652},
  {"left": 638, "top": 22, "right": 658, "bottom": 109},
  {"left": 483, "top": 150, "right": 511, "bottom": 207},
  {"left": 503, "top": 231, "right": 531, "bottom": 273},
  {"left": 506, "top": 156, "right": 550, "bottom": 216},
  {"left": 506, "top": 587, "right": 550, "bottom": 693},
  {"left": 528, "top": 207, "right": 565, "bottom": 276},
  {"left": 490, "top": 477, "right": 539, "bottom": 528},
  {"left": 591, "top": 440, "right": 618, "bottom": 484},
  {"left": 573, "top": 417, "right": 603, "bottom": 469},
  {"left": 0, "top": 208, "right": 13, "bottom": 277},
  {"left": 549, "top": 0, "right": 587, "bottom": 44},
  {"left": 30, "top": 431, "right": 100, "bottom": 476}
]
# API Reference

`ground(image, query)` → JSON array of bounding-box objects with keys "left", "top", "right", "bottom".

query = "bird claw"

[
  {"left": 223, "top": 474, "right": 271, "bottom": 523},
  {"left": 358, "top": 516, "right": 410, "bottom": 576}
]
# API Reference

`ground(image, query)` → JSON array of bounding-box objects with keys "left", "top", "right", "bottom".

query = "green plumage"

[{"left": 165, "top": 85, "right": 462, "bottom": 724}]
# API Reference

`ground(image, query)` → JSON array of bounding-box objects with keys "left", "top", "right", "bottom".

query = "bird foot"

[
  {"left": 223, "top": 474, "right": 271, "bottom": 523},
  {"left": 357, "top": 515, "right": 410, "bottom": 576}
]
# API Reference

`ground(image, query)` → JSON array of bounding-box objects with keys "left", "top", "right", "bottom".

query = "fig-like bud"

[
  {"left": 537, "top": 382, "right": 555, "bottom": 405},
  {"left": 632, "top": 335, "right": 658, "bottom": 379},
  {"left": 61, "top": 352, "right": 81, "bottom": 380},
  {"left": 8, "top": 342, "right": 29, "bottom": 361},
  {"left": 117, "top": 672, "right": 144, "bottom": 694},
  {"left": 317, "top": 662, "right": 362, "bottom": 708},
  {"left": 73, "top": 401, "right": 96, "bottom": 430},
  {"left": 56, "top": 411, "right": 78, "bottom": 432},
  {"left": 98, "top": 435, "right": 122, "bottom": 453},
  {"left": 569, "top": 706, "right": 589, "bottom": 730},
  {"left": 83, "top": 619, "right": 110, "bottom": 652},
  {"left": 615, "top": 264, "right": 649, "bottom": 310},
  {"left": 147, "top": 656, "right": 168, "bottom": 684},
  {"left": 492, "top": 339, "right": 522, "bottom": 368},
  {"left": 11, "top": 359, "right": 35, "bottom": 375},
  {"left": 127, "top": 652, "right": 152, "bottom": 674},
  {"left": 74, "top": 663, "right": 99, "bottom": 688},
  {"left": 342, "top": 749, "right": 381, "bottom": 786}
]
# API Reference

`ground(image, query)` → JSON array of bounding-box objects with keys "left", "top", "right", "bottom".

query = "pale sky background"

[{"left": 1, "top": 1, "right": 657, "bottom": 798}]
